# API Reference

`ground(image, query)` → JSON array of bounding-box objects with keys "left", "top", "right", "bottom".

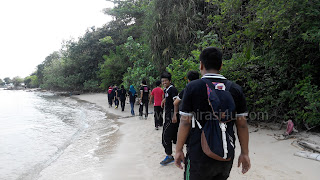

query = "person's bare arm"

[
  {"left": 174, "top": 115, "right": 191, "bottom": 169},
  {"left": 236, "top": 116, "right": 251, "bottom": 174},
  {"left": 161, "top": 98, "right": 166, "bottom": 108},
  {"left": 149, "top": 94, "right": 154, "bottom": 104},
  {"left": 172, "top": 99, "right": 181, "bottom": 123}
]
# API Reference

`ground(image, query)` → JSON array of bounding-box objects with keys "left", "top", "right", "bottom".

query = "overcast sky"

[{"left": 0, "top": 0, "right": 113, "bottom": 80}]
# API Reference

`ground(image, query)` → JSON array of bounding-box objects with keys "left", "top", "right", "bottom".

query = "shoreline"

[
  {"left": 75, "top": 93, "right": 320, "bottom": 180},
  {"left": 74, "top": 93, "right": 185, "bottom": 179}
]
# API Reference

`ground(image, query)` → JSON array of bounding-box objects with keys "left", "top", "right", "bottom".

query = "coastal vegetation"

[
  {"left": 0, "top": 79, "right": 5, "bottom": 86},
  {"left": 8, "top": 0, "right": 320, "bottom": 127}
]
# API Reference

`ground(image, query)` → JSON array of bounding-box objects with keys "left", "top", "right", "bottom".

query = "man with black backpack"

[{"left": 175, "top": 47, "right": 251, "bottom": 180}]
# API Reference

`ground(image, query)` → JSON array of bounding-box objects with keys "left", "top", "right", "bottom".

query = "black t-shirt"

[
  {"left": 178, "top": 89, "right": 184, "bottom": 100},
  {"left": 112, "top": 88, "right": 118, "bottom": 98},
  {"left": 128, "top": 91, "right": 137, "bottom": 103},
  {"left": 180, "top": 73, "right": 248, "bottom": 162},
  {"left": 178, "top": 89, "right": 185, "bottom": 111},
  {"left": 140, "top": 85, "right": 150, "bottom": 101},
  {"left": 118, "top": 89, "right": 126, "bottom": 100},
  {"left": 164, "top": 85, "right": 178, "bottom": 119}
]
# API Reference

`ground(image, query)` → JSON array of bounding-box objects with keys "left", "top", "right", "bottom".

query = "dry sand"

[{"left": 76, "top": 93, "right": 320, "bottom": 180}]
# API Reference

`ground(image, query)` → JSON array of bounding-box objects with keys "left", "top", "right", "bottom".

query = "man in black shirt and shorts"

[{"left": 174, "top": 47, "right": 251, "bottom": 180}]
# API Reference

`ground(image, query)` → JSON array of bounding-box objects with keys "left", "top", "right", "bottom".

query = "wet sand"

[{"left": 76, "top": 93, "right": 320, "bottom": 180}]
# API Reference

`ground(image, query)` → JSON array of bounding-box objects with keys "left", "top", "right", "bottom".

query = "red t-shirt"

[{"left": 151, "top": 87, "right": 164, "bottom": 106}]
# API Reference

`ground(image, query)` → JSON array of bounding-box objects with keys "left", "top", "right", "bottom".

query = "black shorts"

[{"left": 184, "top": 156, "right": 233, "bottom": 180}]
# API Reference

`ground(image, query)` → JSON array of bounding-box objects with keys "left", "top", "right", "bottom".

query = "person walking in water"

[
  {"left": 149, "top": 80, "right": 164, "bottom": 130},
  {"left": 119, "top": 85, "right": 127, "bottom": 111},
  {"left": 139, "top": 80, "right": 150, "bottom": 119},
  {"left": 128, "top": 85, "right": 137, "bottom": 116}
]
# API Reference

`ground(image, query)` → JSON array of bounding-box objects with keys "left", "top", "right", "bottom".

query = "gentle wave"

[{"left": 0, "top": 90, "right": 119, "bottom": 180}]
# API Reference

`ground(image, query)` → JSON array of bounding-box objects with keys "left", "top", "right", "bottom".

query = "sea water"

[{"left": 0, "top": 89, "right": 119, "bottom": 180}]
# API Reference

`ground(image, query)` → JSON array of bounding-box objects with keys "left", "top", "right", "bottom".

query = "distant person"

[
  {"left": 116, "top": 86, "right": 122, "bottom": 109},
  {"left": 107, "top": 85, "right": 114, "bottom": 108},
  {"left": 139, "top": 80, "right": 150, "bottom": 119},
  {"left": 160, "top": 72, "right": 178, "bottom": 166},
  {"left": 172, "top": 71, "right": 200, "bottom": 125},
  {"left": 118, "top": 85, "right": 127, "bottom": 111},
  {"left": 128, "top": 85, "right": 137, "bottom": 116},
  {"left": 113, "top": 85, "right": 119, "bottom": 109},
  {"left": 175, "top": 47, "right": 251, "bottom": 180},
  {"left": 149, "top": 80, "right": 164, "bottom": 130}
]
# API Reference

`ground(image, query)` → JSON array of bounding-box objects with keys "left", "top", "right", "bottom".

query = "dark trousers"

[
  {"left": 154, "top": 106, "right": 163, "bottom": 127},
  {"left": 114, "top": 98, "right": 119, "bottom": 107},
  {"left": 120, "top": 99, "right": 125, "bottom": 111},
  {"left": 184, "top": 156, "right": 233, "bottom": 180},
  {"left": 108, "top": 94, "right": 113, "bottom": 106},
  {"left": 162, "top": 115, "right": 179, "bottom": 155},
  {"left": 139, "top": 100, "right": 148, "bottom": 117}
]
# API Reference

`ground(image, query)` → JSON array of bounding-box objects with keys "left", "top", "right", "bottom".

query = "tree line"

[{"left": 10, "top": 0, "right": 320, "bottom": 127}]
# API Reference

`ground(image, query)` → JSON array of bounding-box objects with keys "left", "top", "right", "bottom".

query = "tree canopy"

[{"left": 27, "top": 0, "right": 319, "bottom": 127}]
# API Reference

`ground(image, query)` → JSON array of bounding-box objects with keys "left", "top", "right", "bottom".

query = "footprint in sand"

[{"left": 263, "top": 165, "right": 289, "bottom": 178}]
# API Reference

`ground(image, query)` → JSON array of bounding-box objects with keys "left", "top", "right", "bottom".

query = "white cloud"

[{"left": 0, "top": 0, "right": 113, "bottom": 79}]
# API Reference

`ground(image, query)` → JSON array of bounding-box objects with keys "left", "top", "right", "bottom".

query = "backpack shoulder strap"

[
  {"left": 202, "top": 78, "right": 233, "bottom": 92},
  {"left": 192, "top": 116, "right": 203, "bottom": 129},
  {"left": 201, "top": 78, "right": 216, "bottom": 91}
]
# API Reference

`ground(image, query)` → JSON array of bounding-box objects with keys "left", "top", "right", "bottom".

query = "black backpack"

[{"left": 194, "top": 78, "right": 236, "bottom": 161}]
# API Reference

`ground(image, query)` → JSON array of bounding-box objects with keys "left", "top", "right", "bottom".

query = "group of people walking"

[
  {"left": 107, "top": 85, "right": 138, "bottom": 115},
  {"left": 107, "top": 47, "right": 251, "bottom": 180},
  {"left": 107, "top": 85, "right": 130, "bottom": 112},
  {"left": 107, "top": 81, "right": 150, "bottom": 117}
]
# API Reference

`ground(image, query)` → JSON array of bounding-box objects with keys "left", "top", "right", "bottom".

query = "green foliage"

[
  {"left": 36, "top": 26, "right": 122, "bottom": 91},
  {"left": 37, "top": 51, "right": 60, "bottom": 85},
  {"left": 122, "top": 36, "right": 158, "bottom": 89},
  {"left": 41, "top": 58, "right": 67, "bottom": 90},
  {"left": 12, "top": 76, "right": 23, "bottom": 87},
  {"left": 0, "top": 79, "right": 5, "bottom": 86},
  {"left": 98, "top": 47, "right": 128, "bottom": 90},
  {"left": 4, "top": 77, "right": 12, "bottom": 85},
  {"left": 83, "top": 80, "right": 100, "bottom": 92},
  {"left": 24, "top": 75, "right": 39, "bottom": 88},
  {"left": 99, "top": 36, "right": 114, "bottom": 44},
  {"left": 31, "top": 0, "right": 319, "bottom": 127},
  {"left": 210, "top": 0, "right": 320, "bottom": 127},
  {"left": 167, "top": 56, "right": 199, "bottom": 92},
  {"left": 194, "top": 31, "right": 222, "bottom": 50},
  {"left": 165, "top": 32, "right": 221, "bottom": 92},
  {"left": 293, "top": 76, "right": 320, "bottom": 126},
  {"left": 163, "top": 0, "right": 320, "bottom": 127},
  {"left": 146, "top": 0, "right": 212, "bottom": 72},
  {"left": 221, "top": 55, "right": 271, "bottom": 120}
]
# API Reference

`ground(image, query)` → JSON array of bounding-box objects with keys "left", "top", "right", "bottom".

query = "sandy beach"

[{"left": 75, "top": 93, "right": 320, "bottom": 180}]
